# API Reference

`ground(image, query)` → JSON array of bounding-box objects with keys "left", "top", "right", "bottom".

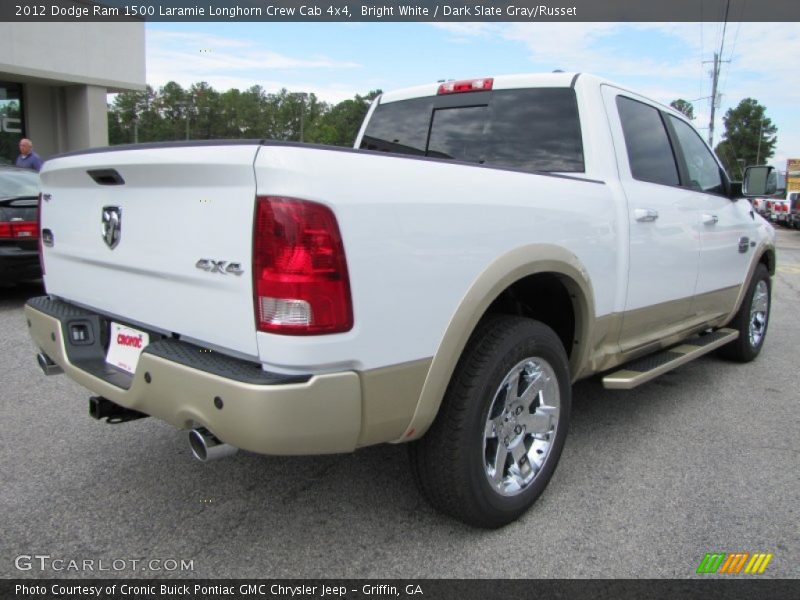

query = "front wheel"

[
  {"left": 718, "top": 263, "right": 771, "bottom": 362},
  {"left": 409, "top": 316, "right": 571, "bottom": 528}
]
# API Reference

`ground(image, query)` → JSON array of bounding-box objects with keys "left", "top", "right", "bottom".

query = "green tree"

[
  {"left": 260, "top": 89, "right": 328, "bottom": 142},
  {"left": 106, "top": 83, "right": 385, "bottom": 147},
  {"left": 155, "top": 81, "right": 192, "bottom": 140},
  {"left": 714, "top": 98, "right": 777, "bottom": 178},
  {"left": 236, "top": 86, "right": 270, "bottom": 138},
  {"left": 188, "top": 82, "right": 223, "bottom": 139},
  {"left": 108, "top": 85, "right": 158, "bottom": 144},
  {"left": 670, "top": 99, "right": 695, "bottom": 120},
  {"left": 314, "top": 90, "right": 381, "bottom": 147}
]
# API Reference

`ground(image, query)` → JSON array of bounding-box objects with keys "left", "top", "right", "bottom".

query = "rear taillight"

[
  {"left": 437, "top": 78, "right": 494, "bottom": 95},
  {"left": 253, "top": 196, "right": 353, "bottom": 335},
  {"left": 0, "top": 220, "right": 39, "bottom": 240}
]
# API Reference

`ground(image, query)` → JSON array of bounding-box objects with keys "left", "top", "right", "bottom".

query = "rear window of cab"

[{"left": 360, "top": 88, "right": 584, "bottom": 173}]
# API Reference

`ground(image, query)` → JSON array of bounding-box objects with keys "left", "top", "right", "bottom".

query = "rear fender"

[{"left": 396, "top": 244, "right": 595, "bottom": 442}]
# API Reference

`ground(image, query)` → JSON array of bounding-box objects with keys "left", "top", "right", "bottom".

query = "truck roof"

[
  {"left": 379, "top": 72, "right": 582, "bottom": 104},
  {"left": 377, "top": 72, "right": 684, "bottom": 120}
]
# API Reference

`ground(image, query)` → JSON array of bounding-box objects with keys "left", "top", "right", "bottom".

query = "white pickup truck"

[{"left": 26, "top": 72, "right": 777, "bottom": 527}]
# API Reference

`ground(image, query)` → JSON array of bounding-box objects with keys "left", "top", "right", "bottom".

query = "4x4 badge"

[{"left": 101, "top": 206, "right": 122, "bottom": 249}]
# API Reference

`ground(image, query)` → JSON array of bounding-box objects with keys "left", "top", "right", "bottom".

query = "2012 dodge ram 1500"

[{"left": 26, "top": 72, "right": 777, "bottom": 527}]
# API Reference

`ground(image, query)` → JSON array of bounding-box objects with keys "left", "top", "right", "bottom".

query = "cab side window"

[
  {"left": 668, "top": 116, "right": 725, "bottom": 195},
  {"left": 616, "top": 96, "right": 680, "bottom": 186}
]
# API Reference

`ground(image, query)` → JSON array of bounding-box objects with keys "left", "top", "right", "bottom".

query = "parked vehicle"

[
  {"left": 768, "top": 196, "right": 791, "bottom": 225},
  {"left": 750, "top": 196, "right": 767, "bottom": 215},
  {"left": 788, "top": 191, "right": 800, "bottom": 228},
  {"left": 26, "top": 73, "right": 776, "bottom": 527},
  {"left": 0, "top": 165, "right": 41, "bottom": 283}
]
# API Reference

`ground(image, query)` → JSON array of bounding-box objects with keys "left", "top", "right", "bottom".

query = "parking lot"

[{"left": 1, "top": 228, "right": 798, "bottom": 579}]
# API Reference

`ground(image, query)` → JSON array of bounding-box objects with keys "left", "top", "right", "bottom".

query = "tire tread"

[{"left": 410, "top": 315, "right": 570, "bottom": 528}]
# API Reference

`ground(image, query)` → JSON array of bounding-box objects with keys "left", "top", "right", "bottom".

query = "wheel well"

[
  {"left": 484, "top": 273, "right": 577, "bottom": 358},
  {"left": 760, "top": 249, "right": 776, "bottom": 276}
]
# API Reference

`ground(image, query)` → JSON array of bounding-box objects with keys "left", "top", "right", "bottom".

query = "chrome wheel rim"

[
  {"left": 482, "top": 357, "right": 560, "bottom": 497},
  {"left": 749, "top": 280, "right": 769, "bottom": 348}
]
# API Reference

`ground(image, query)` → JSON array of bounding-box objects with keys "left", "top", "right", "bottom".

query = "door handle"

[
  {"left": 738, "top": 237, "right": 750, "bottom": 253},
  {"left": 634, "top": 208, "right": 659, "bottom": 222},
  {"left": 702, "top": 214, "right": 719, "bottom": 225}
]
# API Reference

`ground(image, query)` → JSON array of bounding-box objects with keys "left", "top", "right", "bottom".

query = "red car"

[{"left": 0, "top": 166, "right": 41, "bottom": 283}]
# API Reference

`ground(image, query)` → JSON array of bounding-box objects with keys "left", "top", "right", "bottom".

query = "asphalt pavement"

[{"left": 1, "top": 229, "right": 798, "bottom": 579}]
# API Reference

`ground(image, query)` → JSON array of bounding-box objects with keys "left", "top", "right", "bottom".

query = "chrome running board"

[{"left": 602, "top": 328, "right": 739, "bottom": 390}]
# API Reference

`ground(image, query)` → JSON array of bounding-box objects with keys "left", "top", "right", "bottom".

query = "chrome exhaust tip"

[
  {"left": 189, "top": 427, "right": 238, "bottom": 462},
  {"left": 37, "top": 352, "right": 63, "bottom": 376}
]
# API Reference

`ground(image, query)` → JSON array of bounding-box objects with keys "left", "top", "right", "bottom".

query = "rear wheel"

[
  {"left": 410, "top": 316, "right": 571, "bottom": 528},
  {"left": 718, "top": 263, "right": 771, "bottom": 362}
]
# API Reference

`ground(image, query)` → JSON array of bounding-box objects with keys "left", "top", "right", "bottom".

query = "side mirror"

[{"left": 742, "top": 165, "right": 777, "bottom": 197}]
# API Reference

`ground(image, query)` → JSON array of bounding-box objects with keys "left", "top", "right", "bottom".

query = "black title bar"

[
  {"left": 3, "top": 0, "right": 800, "bottom": 22},
  {"left": 3, "top": 579, "right": 800, "bottom": 600}
]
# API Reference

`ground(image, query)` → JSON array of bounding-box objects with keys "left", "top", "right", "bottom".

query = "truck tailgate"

[{"left": 39, "top": 143, "right": 261, "bottom": 358}]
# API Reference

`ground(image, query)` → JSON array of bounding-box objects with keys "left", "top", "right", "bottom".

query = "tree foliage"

[
  {"left": 669, "top": 99, "right": 695, "bottom": 120},
  {"left": 713, "top": 98, "right": 777, "bottom": 178},
  {"left": 108, "top": 82, "right": 382, "bottom": 148}
]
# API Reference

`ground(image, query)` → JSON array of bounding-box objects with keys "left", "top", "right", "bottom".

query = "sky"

[{"left": 144, "top": 21, "right": 800, "bottom": 170}]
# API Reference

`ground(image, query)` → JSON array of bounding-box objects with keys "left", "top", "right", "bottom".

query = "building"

[
  {"left": 787, "top": 159, "right": 800, "bottom": 193},
  {"left": 0, "top": 21, "right": 145, "bottom": 165}
]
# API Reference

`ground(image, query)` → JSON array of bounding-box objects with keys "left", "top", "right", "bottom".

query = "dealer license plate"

[{"left": 106, "top": 322, "right": 149, "bottom": 375}]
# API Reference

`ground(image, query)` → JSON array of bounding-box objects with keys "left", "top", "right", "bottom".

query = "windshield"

[{"left": 0, "top": 168, "right": 41, "bottom": 198}]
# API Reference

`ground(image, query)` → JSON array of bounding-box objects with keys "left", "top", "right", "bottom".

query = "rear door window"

[
  {"left": 360, "top": 88, "right": 584, "bottom": 173},
  {"left": 616, "top": 96, "right": 680, "bottom": 187}
]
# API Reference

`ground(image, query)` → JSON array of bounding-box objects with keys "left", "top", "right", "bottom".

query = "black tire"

[
  {"left": 718, "top": 263, "right": 771, "bottom": 362},
  {"left": 409, "top": 315, "right": 571, "bottom": 528}
]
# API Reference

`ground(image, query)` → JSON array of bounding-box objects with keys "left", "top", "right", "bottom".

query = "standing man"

[{"left": 16, "top": 138, "right": 43, "bottom": 171}]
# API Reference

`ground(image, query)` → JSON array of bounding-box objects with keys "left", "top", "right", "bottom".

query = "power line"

[
  {"left": 699, "top": 6, "right": 705, "bottom": 102},
  {"left": 718, "top": 2, "right": 744, "bottom": 131},
  {"left": 705, "top": 0, "right": 731, "bottom": 147},
  {"left": 720, "top": 19, "right": 742, "bottom": 98}
]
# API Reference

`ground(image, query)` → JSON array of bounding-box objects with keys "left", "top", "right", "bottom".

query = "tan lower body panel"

[
  {"left": 26, "top": 305, "right": 363, "bottom": 455},
  {"left": 690, "top": 286, "right": 740, "bottom": 323},
  {"left": 357, "top": 358, "right": 432, "bottom": 447},
  {"left": 617, "top": 287, "right": 738, "bottom": 355},
  {"left": 584, "top": 287, "right": 740, "bottom": 377}
]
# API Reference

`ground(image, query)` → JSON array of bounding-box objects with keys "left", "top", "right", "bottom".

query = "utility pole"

[
  {"left": 708, "top": 52, "right": 720, "bottom": 147},
  {"left": 293, "top": 92, "right": 308, "bottom": 142},
  {"left": 756, "top": 117, "right": 764, "bottom": 164},
  {"left": 299, "top": 93, "right": 307, "bottom": 143},
  {"left": 177, "top": 100, "right": 191, "bottom": 140}
]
